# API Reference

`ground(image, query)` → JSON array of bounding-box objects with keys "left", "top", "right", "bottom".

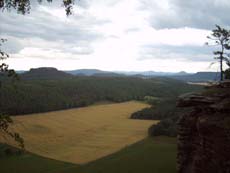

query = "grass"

[
  {"left": 0, "top": 144, "right": 77, "bottom": 173},
  {"left": 1, "top": 101, "right": 157, "bottom": 164},
  {"left": 72, "top": 136, "right": 177, "bottom": 173},
  {"left": 0, "top": 136, "right": 177, "bottom": 173}
]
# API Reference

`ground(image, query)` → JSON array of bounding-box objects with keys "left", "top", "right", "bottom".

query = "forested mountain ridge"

[
  {"left": 170, "top": 72, "right": 220, "bottom": 82},
  {"left": 66, "top": 69, "right": 110, "bottom": 76},
  {"left": 0, "top": 70, "right": 202, "bottom": 115},
  {"left": 17, "top": 68, "right": 220, "bottom": 82}
]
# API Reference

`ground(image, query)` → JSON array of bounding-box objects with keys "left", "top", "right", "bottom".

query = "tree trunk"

[{"left": 220, "top": 57, "right": 223, "bottom": 81}]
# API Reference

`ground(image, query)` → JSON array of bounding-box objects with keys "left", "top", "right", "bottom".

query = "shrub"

[
  {"left": 224, "top": 68, "right": 230, "bottom": 79},
  {"left": 148, "top": 118, "right": 177, "bottom": 137}
]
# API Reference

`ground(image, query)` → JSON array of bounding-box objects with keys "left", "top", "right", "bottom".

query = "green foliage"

[
  {"left": 148, "top": 119, "right": 177, "bottom": 137},
  {"left": 131, "top": 99, "right": 177, "bottom": 120},
  {"left": 131, "top": 84, "right": 202, "bottom": 120},
  {"left": 131, "top": 81, "right": 201, "bottom": 137},
  {"left": 1, "top": 76, "right": 201, "bottom": 116},
  {"left": 0, "top": 137, "right": 176, "bottom": 173},
  {"left": 144, "top": 96, "right": 160, "bottom": 105},
  {"left": 0, "top": 39, "right": 18, "bottom": 82},
  {"left": 0, "top": 115, "right": 24, "bottom": 149},
  {"left": 224, "top": 68, "right": 230, "bottom": 79},
  {"left": 0, "top": 0, "right": 74, "bottom": 15},
  {"left": 0, "top": 39, "right": 16, "bottom": 78},
  {"left": 0, "top": 115, "right": 13, "bottom": 131}
]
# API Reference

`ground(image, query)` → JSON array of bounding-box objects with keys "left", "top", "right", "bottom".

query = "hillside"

[
  {"left": 16, "top": 68, "right": 220, "bottom": 82},
  {"left": 65, "top": 69, "right": 220, "bottom": 82},
  {"left": 1, "top": 72, "right": 202, "bottom": 115},
  {"left": 66, "top": 69, "right": 109, "bottom": 76},
  {"left": 21, "top": 67, "right": 73, "bottom": 80},
  {"left": 170, "top": 72, "right": 220, "bottom": 82}
]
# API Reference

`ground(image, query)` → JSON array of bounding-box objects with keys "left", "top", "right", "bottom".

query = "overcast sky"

[{"left": 1, "top": 0, "right": 230, "bottom": 72}]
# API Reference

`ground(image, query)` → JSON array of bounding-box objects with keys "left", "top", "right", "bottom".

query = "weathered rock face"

[{"left": 177, "top": 81, "right": 230, "bottom": 173}]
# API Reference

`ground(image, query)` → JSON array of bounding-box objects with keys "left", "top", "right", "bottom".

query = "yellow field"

[{"left": 2, "top": 101, "right": 158, "bottom": 164}]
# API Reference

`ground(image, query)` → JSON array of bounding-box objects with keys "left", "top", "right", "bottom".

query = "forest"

[{"left": 0, "top": 69, "right": 202, "bottom": 116}]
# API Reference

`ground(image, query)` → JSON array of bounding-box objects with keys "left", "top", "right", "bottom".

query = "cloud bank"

[{"left": 1, "top": 0, "right": 230, "bottom": 72}]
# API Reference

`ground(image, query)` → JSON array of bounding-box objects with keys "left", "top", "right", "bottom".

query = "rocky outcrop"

[{"left": 177, "top": 81, "right": 230, "bottom": 173}]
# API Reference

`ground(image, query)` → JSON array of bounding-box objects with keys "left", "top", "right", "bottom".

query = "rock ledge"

[{"left": 177, "top": 81, "right": 230, "bottom": 173}]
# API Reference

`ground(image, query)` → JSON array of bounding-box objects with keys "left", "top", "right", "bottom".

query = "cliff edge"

[{"left": 177, "top": 81, "right": 230, "bottom": 173}]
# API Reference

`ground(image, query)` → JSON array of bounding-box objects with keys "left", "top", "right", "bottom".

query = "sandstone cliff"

[{"left": 177, "top": 81, "right": 230, "bottom": 173}]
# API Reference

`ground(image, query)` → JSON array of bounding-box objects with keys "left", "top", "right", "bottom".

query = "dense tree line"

[
  {"left": 0, "top": 75, "right": 201, "bottom": 116},
  {"left": 130, "top": 82, "right": 202, "bottom": 137},
  {"left": 130, "top": 97, "right": 197, "bottom": 120},
  {"left": 147, "top": 107, "right": 193, "bottom": 137},
  {"left": 131, "top": 98, "right": 197, "bottom": 137},
  {"left": 148, "top": 118, "right": 178, "bottom": 137}
]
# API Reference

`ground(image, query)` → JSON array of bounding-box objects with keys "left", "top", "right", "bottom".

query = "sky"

[{"left": 1, "top": 0, "right": 230, "bottom": 72}]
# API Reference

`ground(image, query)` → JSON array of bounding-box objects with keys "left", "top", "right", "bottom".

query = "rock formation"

[{"left": 177, "top": 80, "right": 230, "bottom": 173}]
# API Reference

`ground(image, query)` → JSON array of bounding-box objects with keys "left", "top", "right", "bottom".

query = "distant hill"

[
  {"left": 170, "top": 72, "right": 220, "bottom": 82},
  {"left": 92, "top": 72, "right": 125, "bottom": 77},
  {"left": 66, "top": 69, "right": 110, "bottom": 76},
  {"left": 115, "top": 71, "right": 190, "bottom": 76},
  {"left": 65, "top": 69, "right": 192, "bottom": 77},
  {"left": 16, "top": 67, "right": 220, "bottom": 82},
  {"left": 16, "top": 70, "right": 26, "bottom": 74},
  {"left": 67, "top": 69, "right": 219, "bottom": 82},
  {"left": 175, "top": 71, "right": 189, "bottom": 76},
  {"left": 21, "top": 67, "right": 73, "bottom": 80}
]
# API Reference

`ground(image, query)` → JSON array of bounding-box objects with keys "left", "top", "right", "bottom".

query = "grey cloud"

[
  {"left": 139, "top": 44, "right": 213, "bottom": 62},
  {"left": 0, "top": 4, "right": 109, "bottom": 55},
  {"left": 75, "top": 0, "right": 122, "bottom": 9},
  {"left": 67, "top": 46, "right": 94, "bottom": 55},
  {"left": 125, "top": 27, "right": 141, "bottom": 34},
  {"left": 0, "top": 11, "right": 105, "bottom": 43},
  {"left": 1, "top": 37, "right": 24, "bottom": 54},
  {"left": 107, "top": 35, "right": 120, "bottom": 39},
  {"left": 140, "top": 0, "right": 230, "bottom": 30}
]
